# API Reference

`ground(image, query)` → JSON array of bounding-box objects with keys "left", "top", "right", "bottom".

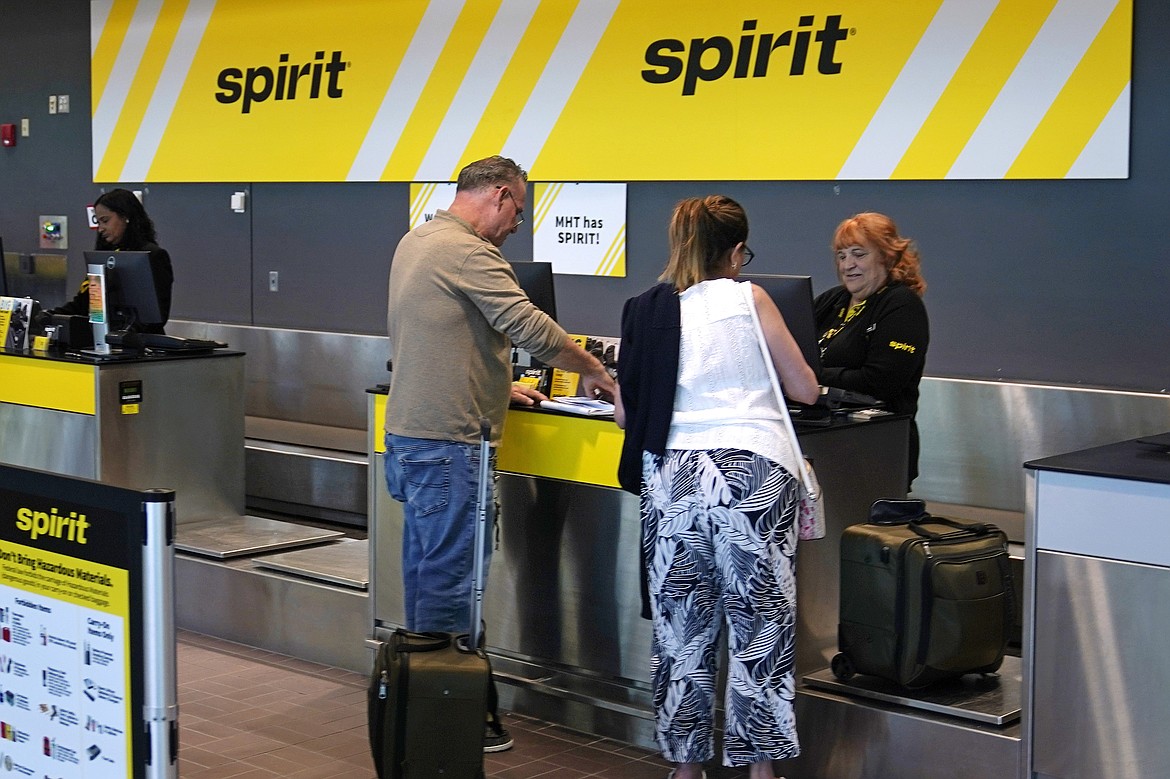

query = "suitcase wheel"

[{"left": 831, "top": 653, "right": 856, "bottom": 681}]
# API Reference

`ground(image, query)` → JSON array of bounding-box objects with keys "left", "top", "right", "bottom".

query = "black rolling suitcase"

[
  {"left": 368, "top": 420, "right": 494, "bottom": 778},
  {"left": 831, "top": 499, "right": 1015, "bottom": 689}
]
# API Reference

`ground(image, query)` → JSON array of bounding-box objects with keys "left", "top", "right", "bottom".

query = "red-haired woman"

[{"left": 815, "top": 212, "right": 929, "bottom": 486}]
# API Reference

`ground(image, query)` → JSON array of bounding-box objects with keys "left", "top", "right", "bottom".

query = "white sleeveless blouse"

[{"left": 665, "top": 278, "right": 800, "bottom": 475}]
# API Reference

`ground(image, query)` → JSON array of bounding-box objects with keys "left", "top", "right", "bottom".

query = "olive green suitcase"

[
  {"left": 368, "top": 630, "right": 489, "bottom": 778},
  {"left": 831, "top": 500, "right": 1014, "bottom": 689},
  {"left": 368, "top": 419, "right": 493, "bottom": 778}
]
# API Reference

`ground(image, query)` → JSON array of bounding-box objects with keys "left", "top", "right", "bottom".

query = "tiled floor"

[{"left": 176, "top": 630, "right": 755, "bottom": 778}]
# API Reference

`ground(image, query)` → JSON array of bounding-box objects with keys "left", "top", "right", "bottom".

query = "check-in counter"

[
  {"left": 0, "top": 346, "right": 370, "bottom": 671},
  {"left": 1023, "top": 437, "right": 1170, "bottom": 779},
  {"left": 0, "top": 348, "right": 245, "bottom": 524},
  {"left": 368, "top": 388, "right": 912, "bottom": 752}
]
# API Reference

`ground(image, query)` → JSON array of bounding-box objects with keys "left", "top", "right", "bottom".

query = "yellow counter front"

[
  {"left": 370, "top": 391, "right": 622, "bottom": 487},
  {"left": 0, "top": 354, "right": 96, "bottom": 414},
  {"left": 496, "top": 407, "right": 623, "bottom": 488}
]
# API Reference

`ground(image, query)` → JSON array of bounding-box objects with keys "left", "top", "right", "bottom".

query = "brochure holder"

[
  {"left": 86, "top": 262, "right": 111, "bottom": 355},
  {"left": 0, "top": 295, "right": 33, "bottom": 350}
]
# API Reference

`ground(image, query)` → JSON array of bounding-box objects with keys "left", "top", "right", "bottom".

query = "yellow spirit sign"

[{"left": 91, "top": 0, "right": 1132, "bottom": 182}]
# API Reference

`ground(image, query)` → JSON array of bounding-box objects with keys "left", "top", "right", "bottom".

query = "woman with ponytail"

[{"left": 615, "top": 196, "right": 817, "bottom": 779}]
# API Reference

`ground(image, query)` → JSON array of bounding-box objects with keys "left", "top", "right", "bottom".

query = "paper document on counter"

[{"left": 539, "top": 397, "right": 615, "bottom": 416}]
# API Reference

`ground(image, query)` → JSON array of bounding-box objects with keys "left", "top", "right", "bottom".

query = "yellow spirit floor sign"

[
  {"left": 92, "top": 0, "right": 1131, "bottom": 182},
  {"left": 0, "top": 465, "right": 176, "bottom": 778}
]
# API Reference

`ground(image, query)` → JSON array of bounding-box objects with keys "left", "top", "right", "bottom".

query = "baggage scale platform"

[
  {"left": 802, "top": 655, "right": 1021, "bottom": 726},
  {"left": 174, "top": 514, "right": 344, "bottom": 558}
]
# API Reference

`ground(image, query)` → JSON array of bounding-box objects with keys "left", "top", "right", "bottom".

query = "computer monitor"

[
  {"left": 83, "top": 251, "right": 166, "bottom": 332},
  {"left": 740, "top": 274, "right": 821, "bottom": 375},
  {"left": 508, "top": 260, "right": 558, "bottom": 321}
]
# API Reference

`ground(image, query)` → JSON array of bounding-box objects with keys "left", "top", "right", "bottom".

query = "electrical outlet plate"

[{"left": 268, "top": 271, "right": 279, "bottom": 292}]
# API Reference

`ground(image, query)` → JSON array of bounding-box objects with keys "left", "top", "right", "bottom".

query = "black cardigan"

[
  {"left": 616, "top": 282, "right": 680, "bottom": 621},
  {"left": 616, "top": 282, "right": 680, "bottom": 496}
]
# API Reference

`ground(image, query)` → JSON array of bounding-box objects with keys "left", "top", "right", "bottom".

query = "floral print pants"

[{"left": 642, "top": 448, "right": 800, "bottom": 767}]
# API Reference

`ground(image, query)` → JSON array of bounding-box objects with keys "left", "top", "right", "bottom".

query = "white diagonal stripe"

[
  {"left": 347, "top": 1, "right": 466, "bottom": 181},
  {"left": 502, "top": 0, "right": 620, "bottom": 170},
  {"left": 410, "top": 182, "right": 457, "bottom": 229},
  {"left": 91, "top": 0, "right": 114, "bottom": 57},
  {"left": 414, "top": 0, "right": 542, "bottom": 182},
  {"left": 121, "top": 0, "right": 216, "bottom": 182},
  {"left": 92, "top": 0, "right": 165, "bottom": 178},
  {"left": 1067, "top": 82, "right": 1130, "bottom": 178},
  {"left": 837, "top": 0, "right": 998, "bottom": 180},
  {"left": 948, "top": 0, "right": 1119, "bottom": 179},
  {"left": 533, "top": 181, "right": 562, "bottom": 229}
]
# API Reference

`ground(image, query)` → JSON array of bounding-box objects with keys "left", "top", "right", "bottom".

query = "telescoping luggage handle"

[{"left": 469, "top": 417, "right": 491, "bottom": 651}]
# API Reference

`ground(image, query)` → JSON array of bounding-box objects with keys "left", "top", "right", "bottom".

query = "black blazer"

[
  {"left": 617, "top": 282, "right": 680, "bottom": 620},
  {"left": 617, "top": 282, "right": 680, "bottom": 495}
]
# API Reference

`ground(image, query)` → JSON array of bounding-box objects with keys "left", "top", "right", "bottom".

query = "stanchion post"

[{"left": 141, "top": 490, "right": 177, "bottom": 779}]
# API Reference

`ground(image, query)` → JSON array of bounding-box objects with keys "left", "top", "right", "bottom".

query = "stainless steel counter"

[
  {"left": 1024, "top": 439, "right": 1170, "bottom": 779},
  {"left": 368, "top": 395, "right": 949, "bottom": 759},
  {"left": 0, "top": 349, "right": 245, "bottom": 524}
]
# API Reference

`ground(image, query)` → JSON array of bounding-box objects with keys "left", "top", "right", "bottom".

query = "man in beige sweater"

[{"left": 383, "top": 156, "right": 613, "bottom": 752}]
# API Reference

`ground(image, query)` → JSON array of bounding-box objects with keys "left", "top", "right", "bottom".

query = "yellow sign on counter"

[
  {"left": 499, "top": 409, "right": 622, "bottom": 489},
  {"left": 0, "top": 355, "right": 96, "bottom": 415}
]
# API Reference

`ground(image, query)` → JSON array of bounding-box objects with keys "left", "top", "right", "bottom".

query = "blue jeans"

[{"left": 383, "top": 434, "right": 496, "bottom": 634}]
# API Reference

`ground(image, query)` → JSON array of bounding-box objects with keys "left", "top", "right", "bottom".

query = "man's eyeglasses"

[
  {"left": 742, "top": 245, "right": 755, "bottom": 267},
  {"left": 501, "top": 188, "right": 524, "bottom": 227}
]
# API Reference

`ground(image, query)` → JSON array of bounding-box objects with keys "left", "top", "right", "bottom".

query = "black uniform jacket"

[{"left": 814, "top": 281, "right": 928, "bottom": 417}]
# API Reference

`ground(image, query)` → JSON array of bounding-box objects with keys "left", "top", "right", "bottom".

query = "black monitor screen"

[
  {"left": 84, "top": 250, "right": 165, "bottom": 331},
  {"left": 740, "top": 274, "right": 820, "bottom": 375},
  {"left": 509, "top": 261, "right": 558, "bottom": 322}
]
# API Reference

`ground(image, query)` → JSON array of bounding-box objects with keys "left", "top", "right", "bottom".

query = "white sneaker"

[{"left": 483, "top": 721, "right": 513, "bottom": 753}]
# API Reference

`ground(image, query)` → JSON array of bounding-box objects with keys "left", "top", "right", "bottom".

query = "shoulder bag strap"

[
  {"left": 909, "top": 516, "right": 994, "bottom": 540},
  {"left": 743, "top": 281, "right": 818, "bottom": 499}
]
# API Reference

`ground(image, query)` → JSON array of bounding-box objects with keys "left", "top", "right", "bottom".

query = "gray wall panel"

[
  {"left": 121, "top": 183, "right": 255, "bottom": 324},
  {"left": 0, "top": 0, "right": 94, "bottom": 291},
  {"left": 250, "top": 182, "right": 408, "bottom": 334}
]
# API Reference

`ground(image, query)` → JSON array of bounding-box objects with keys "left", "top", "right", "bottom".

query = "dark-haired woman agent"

[
  {"left": 615, "top": 195, "right": 819, "bottom": 779},
  {"left": 814, "top": 212, "right": 929, "bottom": 487},
  {"left": 49, "top": 188, "right": 173, "bottom": 334}
]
